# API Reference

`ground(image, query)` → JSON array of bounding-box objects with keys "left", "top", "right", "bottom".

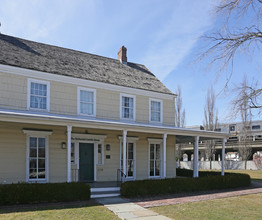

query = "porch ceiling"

[{"left": 0, "top": 108, "right": 229, "bottom": 139}]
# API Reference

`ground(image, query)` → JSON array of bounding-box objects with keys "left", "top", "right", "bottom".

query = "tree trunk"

[
  {"left": 245, "top": 160, "right": 247, "bottom": 170},
  {"left": 210, "top": 159, "right": 212, "bottom": 170}
]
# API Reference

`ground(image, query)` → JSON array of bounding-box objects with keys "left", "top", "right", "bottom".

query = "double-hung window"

[
  {"left": 24, "top": 130, "right": 52, "bottom": 182},
  {"left": 78, "top": 87, "right": 96, "bottom": 117},
  {"left": 149, "top": 98, "right": 162, "bottom": 123},
  {"left": 120, "top": 94, "right": 136, "bottom": 120},
  {"left": 28, "top": 79, "right": 50, "bottom": 111}
]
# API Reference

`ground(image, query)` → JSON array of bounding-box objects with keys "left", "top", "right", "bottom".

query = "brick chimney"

[{"left": 118, "top": 46, "right": 127, "bottom": 63}]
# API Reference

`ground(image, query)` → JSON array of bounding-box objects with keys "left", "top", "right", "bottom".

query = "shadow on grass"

[{"left": 0, "top": 199, "right": 100, "bottom": 214}]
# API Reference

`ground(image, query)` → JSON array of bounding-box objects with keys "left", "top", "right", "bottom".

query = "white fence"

[{"left": 178, "top": 161, "right": 260, "bottom": 170}]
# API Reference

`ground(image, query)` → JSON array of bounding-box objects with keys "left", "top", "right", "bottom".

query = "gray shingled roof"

[{"left": 0, "top": 34, "right": 174, "bottom": 95}]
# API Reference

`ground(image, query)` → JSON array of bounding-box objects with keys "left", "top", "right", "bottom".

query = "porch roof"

[{"left": 0, "top": 108, "right": 229, "bottom": 142}]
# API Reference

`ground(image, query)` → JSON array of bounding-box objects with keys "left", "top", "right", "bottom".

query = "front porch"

[{"left": 0, "top": 109, "right": 229, "bottom": 186}]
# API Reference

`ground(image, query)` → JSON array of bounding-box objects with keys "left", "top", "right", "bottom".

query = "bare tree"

[
  {"left": 237, "top": 77, "right": 253, "bottom": 169},
  {"left": 175, "top": 86, "right": 186, "bottom": 167},
  {"left": 200, "top": 0, "right": 262, "bottom": 112},
  {"left": 203, "top": 86, "right": 218, "bottom": 169}
]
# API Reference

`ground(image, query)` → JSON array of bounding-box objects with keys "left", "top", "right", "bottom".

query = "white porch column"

[
  {"left": 163, "top": 133, "right": 167, "bottom": 178},
  {"left": 221, "top": 138, "right": 226, "bottom": 176},
  {"left": 193, "top": 136, "right": 199, "bottom": 178},
  {"left": 67, "top": 125, "right": 72, "bottom": 182},
  {"left": 122, "top": 130, "right": 127, "bottom": 180}
]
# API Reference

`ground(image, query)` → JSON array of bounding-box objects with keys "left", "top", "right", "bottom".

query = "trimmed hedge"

[
  {"left": 176, "top": 168, "right": 222, "bottom": 177},
  {"left": 121, "top": 172, "right": 251, "bottom": 198},
  {"left": 0, "top": 182, "right": 90, "bottom": 205}
]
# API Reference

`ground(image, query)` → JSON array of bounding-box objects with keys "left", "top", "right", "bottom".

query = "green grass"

[
  {"left": 150, "top": 193, "right": 262, "bottom": 220},
  {"left": 0, "top": 203, "right": 120, "bottom": 220}
]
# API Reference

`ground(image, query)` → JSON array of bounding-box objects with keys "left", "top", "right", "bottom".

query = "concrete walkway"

[{"left": 96, "top": 197, "right": 171, "bottom": 220}]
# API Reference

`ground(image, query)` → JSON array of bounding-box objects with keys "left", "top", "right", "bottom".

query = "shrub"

[
  {"left": 121, "top": 172, "right": 250, "bottom": 198},
  {"left": 176, "top": 168, "right": 222, "bottom": 177},
  {"left": 0, "top": 182, "right": 90, "bottom": 205}
]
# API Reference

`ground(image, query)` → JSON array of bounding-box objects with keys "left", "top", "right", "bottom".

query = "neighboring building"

[
  {"left": 184, "top": 121, "right": 262, "bottom": 161},
  {"left": 0, "top": 34, "right": 228, "bottom": 184}
]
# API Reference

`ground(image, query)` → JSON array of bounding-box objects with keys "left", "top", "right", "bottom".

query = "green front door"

[{"left": 79, "top": 143, "right": 94, "bottom": 182}]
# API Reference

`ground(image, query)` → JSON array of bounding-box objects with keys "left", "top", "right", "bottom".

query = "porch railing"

[{"left": 117, "top": 169, "right": 126, "bottom": 187}]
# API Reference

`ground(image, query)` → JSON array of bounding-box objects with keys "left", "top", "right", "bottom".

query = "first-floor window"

[
  {"left": 71, "top": 143, "right": 75, "bottom": 164},
  {"left": 29, "top": 137, "right": 46, "bottom": 180},
  {"left": 97, "top": 144, "right": 104, "bottom": 165},
  {"left": 149, "top": 143, "right": 161, "bottom": 177},
  {"left": 120, "top": 142, "right": 135, "bottom": 178}
]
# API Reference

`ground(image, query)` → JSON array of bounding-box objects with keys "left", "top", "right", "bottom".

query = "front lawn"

[
  {"left": 150, "top": 193, "right": 262, "bottom": 220},
  {"left": 0, "top": 203, "right": 120, "bottom": 220}
]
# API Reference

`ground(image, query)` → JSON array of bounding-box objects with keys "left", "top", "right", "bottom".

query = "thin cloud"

[{"left": 142, "top": 1, "right": 218, "bottom": 81}]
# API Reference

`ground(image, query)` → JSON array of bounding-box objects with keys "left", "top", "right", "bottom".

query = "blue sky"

[{"left": 0, "top": 0, "right": 261, "bottom": 126}]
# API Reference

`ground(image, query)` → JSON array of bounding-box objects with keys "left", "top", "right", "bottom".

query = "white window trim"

[
  {"left": 27, "top": 78, "right": 50, "bottom": 112},
  {"left": 149, "top": 98, "right": 163, "bottom": 124},
  {"left": 77, "top": 87, "right": 96, "bottom": 117},
  {"left": 120, "top": 93, "right": 136, "bottom": 121},
  {"left": 119, "top": 138, "right": 137, "bottom": 180},
  {"left": 148, "top": 139, "right": 163, "bottom": 179},
  {"left": 23, "top": 130, "right": 52, "bottom": 183}
]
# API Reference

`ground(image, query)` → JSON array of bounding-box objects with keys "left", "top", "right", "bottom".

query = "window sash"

[
  {"left": 122, "top": 97, "right": 134, "bottom": 119},
  {"left": 80, "top": 90, "right": 94, "bottom": 115},
  {"left": 30, "top": 82, "right": 47, "bottom": 110},
  {"left": 29, "top": 137, "right": 46, "bottom": 180},
  {"left": 149, "top": 143, "right": 161, "bottom": 177},
  {"left": 151, "top": 101, "right": 161, "bottom": 122}
]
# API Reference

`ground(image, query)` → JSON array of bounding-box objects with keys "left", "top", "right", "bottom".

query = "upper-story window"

[
  {"left": 27, "top": 78, "right": 50, "bottom": 112},
  {"left": 149, "top": 98, "right": 163, "bottom": 123},
  {"left": 229, "top": 125, "right": 236, "bottom": 132},
  {"left": 120, "top": 93, "right": 136, "bottom": 120},
  {"left": 77, "top": 87, "right": 96, "bottom": 117},
  {"left": 252, "top": 125, "right": 261, "bottom": 130}
]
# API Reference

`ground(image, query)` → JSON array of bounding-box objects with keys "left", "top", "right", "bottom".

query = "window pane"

[
  {"left": 38, "top": 148, "right": 45, "bottom": 157},
  {"left": 38, "top": 169, "right": 45, "bottom": 178},
  {"left": 38, "top": 159, "right": 45, "bottom": 169},
  {"left": 30, "top": 137, "right": 37, "bottom": 148},
  {"left": 155, "top": 160, "right": 160, "bottom": 176},
  {"left": 150, "top": 144, "right": 154, "bottom": 159},
  {"left": 80, "top": 103, "right": 93, "bottom": 115},
  {"left": 150, "top": 160, "right": 154, "bottom": 176},
  {"left": 127, "top": 160, "right": 133, "bottom": 177},
  {"left": 80, "top": 90, "right": 93, "bottom": 102},
  {"left": 71, "top": 143, "right": 75, "bottom": 163},
  {"left": 98, "top": 144, "right": 102, "bottom": 164},
  {"left": 29, "top": 159, "right": 37, "bottom": 169},
  {"left": 38, "top": 138, "right": 45, "bottom": 148},
  {"left": 29, "top": 169, "right": 37, "bottom": 179},
  {"left": 30, "top": 148, "right": 37, "bottom": 157},
  {"left": 156, "top": 144, "right": 160, "bottom": 159}
]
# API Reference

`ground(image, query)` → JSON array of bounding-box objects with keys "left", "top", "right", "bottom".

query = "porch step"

[{"left": 91, "top": 187, "right": 120, "bottom": 198}]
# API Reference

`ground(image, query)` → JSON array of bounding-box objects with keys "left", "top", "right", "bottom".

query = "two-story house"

[{"left": 0, "top": 34, "right": 228, "bottom": 185}]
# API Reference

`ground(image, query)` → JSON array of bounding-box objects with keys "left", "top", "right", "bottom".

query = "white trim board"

[
  {"left": 0, "top": 64, "right": 175, "bottom": 100},
  {"left": 0, "top": 108, "right": 230, "bottom": 138}
]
